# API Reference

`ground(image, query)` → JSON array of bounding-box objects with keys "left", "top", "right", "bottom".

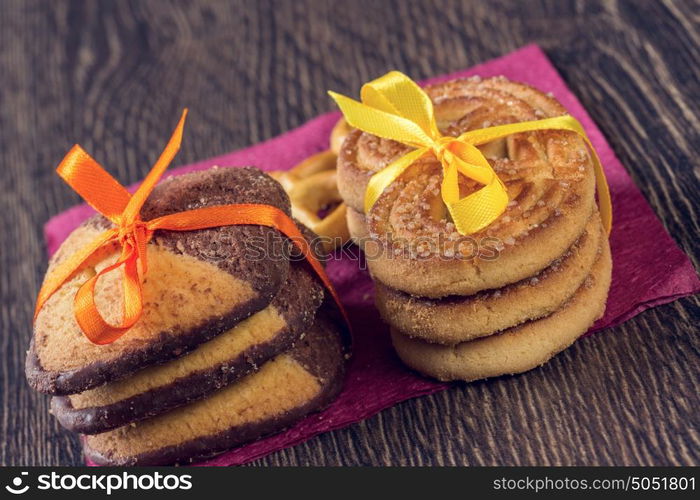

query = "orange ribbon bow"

[{"left": 34, "top": 110, "right": 347, "bottom": 345}]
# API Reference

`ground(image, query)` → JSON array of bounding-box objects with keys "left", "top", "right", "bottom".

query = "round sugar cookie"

[
  {"left": 376, "top": 213, "right": 603, "bottom": 344},
  {"left": 390, "top": 239, "right": 612, "bottom": 382},
  {"left": 337, "top": 76, "right": 598, "bottom": 298}
]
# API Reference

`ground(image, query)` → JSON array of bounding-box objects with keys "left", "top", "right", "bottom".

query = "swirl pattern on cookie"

[{"left": 337, "top": 77, "right": 597, "bottom": 297}]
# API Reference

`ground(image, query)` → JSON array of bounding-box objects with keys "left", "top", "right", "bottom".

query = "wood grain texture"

[{"left": 1, "top": 0, "right": 698, "bottom": 466}]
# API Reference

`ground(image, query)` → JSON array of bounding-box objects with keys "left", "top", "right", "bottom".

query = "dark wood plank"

[{"left": 0, "top": 0, "right": 697, "bottom": 466}]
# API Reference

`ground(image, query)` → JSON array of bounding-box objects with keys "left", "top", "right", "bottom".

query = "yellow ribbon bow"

[{"left": 328, "top": 71, "right": 612, "bottom": 235}]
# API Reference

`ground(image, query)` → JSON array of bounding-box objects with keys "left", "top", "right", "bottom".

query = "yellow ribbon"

[{"left": 328, "top": 71, "right": 612, "bottom": 235}]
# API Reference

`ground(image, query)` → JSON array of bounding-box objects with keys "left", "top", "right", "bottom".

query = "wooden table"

[{"left": 2, "top": 0, "right": 698, "bottom": 466}]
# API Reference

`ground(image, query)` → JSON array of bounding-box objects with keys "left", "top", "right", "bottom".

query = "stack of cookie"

[
  {"left": 337, "top": 76, "right": 612, "bottom": 382},
  {"left": 27, "top": 167, "right": 347, "bottom": 465}
]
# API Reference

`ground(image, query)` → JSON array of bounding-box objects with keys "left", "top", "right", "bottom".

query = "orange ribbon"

[{"left": 34, "top": 110, "right": 348, "bottom": 345}]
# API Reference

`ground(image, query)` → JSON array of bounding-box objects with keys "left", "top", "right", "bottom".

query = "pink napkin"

[{"left": 44, "top": 44, "right": 699, "bottom": 466}]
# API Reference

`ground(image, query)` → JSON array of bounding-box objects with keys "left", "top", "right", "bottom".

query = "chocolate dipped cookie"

[
  {"left": 28, "top": 166, "right": 294, "bottom": 395},
  {"left": 83, "top": 312, "right": 346, "bottom": 466},
  {"left": 51, "top": 263, "right": 324, "bottom": 434}
]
